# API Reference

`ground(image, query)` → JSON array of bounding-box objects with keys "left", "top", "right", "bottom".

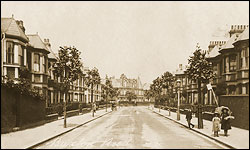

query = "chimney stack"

[
  {"left": 208, "top": 40, "right": 226, "bottom": 51},
  {"left": 179, "top": 64, "right": 183, "bottom": 70},
  {"left": 229, "top": 25, "right": 249, "bottom": 37},
  {"left": 44, "top": 38, "right": 51, "bottom": 48},
  {"left": 16, "top": 20, "right": 25, "bottom": 33}
]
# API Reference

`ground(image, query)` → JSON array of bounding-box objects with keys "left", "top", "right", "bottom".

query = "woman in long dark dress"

[{"left": 221, "top": 108, "right": 232, "bottom": 136}]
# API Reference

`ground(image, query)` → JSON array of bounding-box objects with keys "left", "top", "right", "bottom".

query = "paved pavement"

[
  {"left": 149, "top": 105, "right": 249, "bottom": 149},
  {"left": 1, "top": 108, "right": 112, "bottom": 149},
  {"left": 34, "top": 106, "right": 227, "bottom": 149}
]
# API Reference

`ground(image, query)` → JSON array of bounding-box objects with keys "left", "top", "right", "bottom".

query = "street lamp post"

[
  {"left": 63, "top": 68, "right": 67, "bottom": 128},
  {"left": 176, "top": 79, "right": 181, "bottom": 121},
  {"left": 105, "top": 89, "right": 108, "bottom": 112}
]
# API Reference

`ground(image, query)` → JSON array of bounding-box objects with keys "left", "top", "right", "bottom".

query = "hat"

[{"left": 221, "top": 106, "right": 229, "bottom": 111}]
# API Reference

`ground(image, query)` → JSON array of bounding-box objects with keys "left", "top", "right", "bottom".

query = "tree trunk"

[
  {"left": 91, "top": 83, "right": 94, "bottom": 117},
  {"left": 197, "top": 78, "right": 203, "bottom": 129},
  {"left": 106, "top": 95, "right": 107, "bottom": 112}
]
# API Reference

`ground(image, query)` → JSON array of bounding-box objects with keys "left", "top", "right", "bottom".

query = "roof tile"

[
  {"left": 1, "top": 17, "right": 29, "bottom": 42},
  {"left": 27, "top": 34, "right": 49, "bottom": 52},
  {"left": 234, "top": 27, "right": 249, "bottom": 43}
]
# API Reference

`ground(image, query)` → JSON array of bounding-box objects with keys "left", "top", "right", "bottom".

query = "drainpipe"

[{"left": 1, "top": 33, "right": 5, "bottom": 79}]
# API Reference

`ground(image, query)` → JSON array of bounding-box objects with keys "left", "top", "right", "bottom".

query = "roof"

[
  {"left": 1, "top": 17, "right": 29, "bottom": 42},
  {"left": 27, "top": 34, "right": 50, "bottom": 52},
  {"left": 100, "top": 78, "right": 106, "bottom": 85},
  {"left": 234, "top": 27, "right": 249, "bottom": 44},
  {"left": 207, "top": 45, "right": 220, "bottom": 58},
  {"left": 110, "top": 78, "right": 122, "bottom": 88},
  {"left": 46, "top": 45, "right": 57, "bottom": 60},
  {"left": 220, "top": 34, "right": 238, "bottom": 51},
  {"left": 142, "top": 83, "right": 150, "bottom": 90},
  {"left": 174, "top": 67, "right": 185, "bottom": 75},
  {"left": 48, "top": 50, "right": 57, "bottom": 60},
  {"left": 110, "top": 75, "right": 145, "bottom": 89}
]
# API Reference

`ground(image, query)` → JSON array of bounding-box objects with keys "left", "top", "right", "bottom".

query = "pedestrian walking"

[
  {"left": 111, "top": 102, "right": 114, "bottom": 111},
  {"left": 186, "top": 109, "right": 194, "bottom": 128},
  {"left": 212, "top": 112, "right": 220, "bottom": 137},
  {"left": 221, "top": 107, "right": 233, "bottom": 136},
  {"left": 93, "top": 102, "right": 96, "bottom": 113}
]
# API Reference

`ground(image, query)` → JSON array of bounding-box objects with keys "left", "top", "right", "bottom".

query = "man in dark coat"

[{"left": 186, "top": 109, "right": 194, "bottom": 128}]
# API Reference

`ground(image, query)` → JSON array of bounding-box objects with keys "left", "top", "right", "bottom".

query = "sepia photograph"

[{"left": 1, "top": 1, "right": 249, "bottom": 149}]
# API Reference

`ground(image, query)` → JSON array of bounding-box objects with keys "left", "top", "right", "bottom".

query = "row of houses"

[
  {"left": 1, "top": 16, "right": 102, "bottom": 107},
  {"left": 171, "top": 25, "right": 249, "bottom": 105}
]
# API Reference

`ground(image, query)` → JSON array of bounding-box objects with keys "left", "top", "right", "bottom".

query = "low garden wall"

[
  {"left": 220, "top": 95, "right": 249, "bottom": 130},
  {"left": 1, "top": 86, "right": 46, "bottom": 133}
]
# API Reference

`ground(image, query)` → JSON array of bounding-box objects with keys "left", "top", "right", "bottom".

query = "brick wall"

[
  {"left": 220, "top": 95, "right": 249, "bottom": 130},
  {"left": 1, "top": 86, "right": 46, "bottom": 133},
  {"left": 1, "top": 87, "right": 17, "bottom": 132}
]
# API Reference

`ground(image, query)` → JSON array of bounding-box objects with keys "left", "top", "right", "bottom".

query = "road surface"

[{"left": 35, "top": 106, "right": 226, "bottom": 149}]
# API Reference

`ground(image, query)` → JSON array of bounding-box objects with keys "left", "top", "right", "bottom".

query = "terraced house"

[
  {"left": 1, "top": 16, "right": 102, "bottom": 108},
  {"left": 1, "top": 16, "right": 29, "bottom": 81},
  {"left": 26, "top": 33, "right": 50, "bottom": 102},
  {"left": 208, "top": 25, "right": 249, "bottom": 95},
  {"left": 170, "top": 25, "right": 249, "bottom": 129},
  {"left": 172, "top": 25, "right": 249, "bottom": 107}
]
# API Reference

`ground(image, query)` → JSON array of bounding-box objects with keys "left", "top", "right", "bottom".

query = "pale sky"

[{"left": 1, "top": 1, "right": 249, "bottom": 84}]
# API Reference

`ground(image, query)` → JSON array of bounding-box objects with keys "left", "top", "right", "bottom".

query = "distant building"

[
  {"left": 109, "top": 74, "right": 147, "bottom": 102},
  {"left": 173, "top": 64, "right": 191, "bottom": 104}
]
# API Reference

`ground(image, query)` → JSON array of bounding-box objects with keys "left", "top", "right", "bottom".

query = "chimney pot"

[{"left": 179, "top": 64, "right": 183, "bottom": 70}]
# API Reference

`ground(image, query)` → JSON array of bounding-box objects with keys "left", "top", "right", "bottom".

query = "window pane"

[
  {"left": 7, "top": 67, "right": 15, "bottom": 79},
  {"left": 34, "top": 75, "right": 40, "bottom": 82},
  {"left": 34, "top": 54, "right": 40, "bottom": 72},
  {"left": 18, "top": 45, "right": 24, "bottom": 66},
  {"left": 7, "top": 42, "right": 14, "bottom": 64},
  {"left": 34, "top": 54, "right": 40, "bottom": 64},
  {"left": 229, "top": 55, "right": 236, "bottom": 71}
]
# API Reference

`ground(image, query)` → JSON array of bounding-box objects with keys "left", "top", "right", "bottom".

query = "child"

[
  {"left": 212, "top": 112, "right": 220, "bottom": 137},
  {"left": 221, "top": 108, "right": 234, "bottom": 136}
]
